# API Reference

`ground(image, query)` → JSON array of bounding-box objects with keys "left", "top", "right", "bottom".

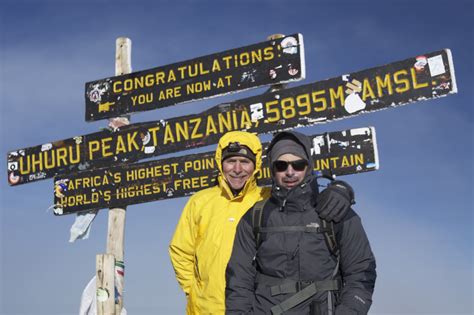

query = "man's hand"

[{"left": 315, "top": 180, "right": 355, "bottom": 222}]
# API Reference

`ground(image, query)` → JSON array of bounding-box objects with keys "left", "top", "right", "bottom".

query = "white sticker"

[
  {"left": 141, "top": 132, "right": 151, "bottom": 145},
  {"left": 311, "top": 136, "right": 324, "bottom": 155},
  {"left": 344, "top": 93, "right": 366, "bottom": 114},
  {"left": 250, "top": 103, "right": 264, "bottom": 121},
  {"left": 281, "top": 37, "right": 298, "bottom": 54},
  {"left": 144, "top": 146, "right": 155, "bottom": 154},
  {"left": 41, "top": 143, "right": 53, "bottom": 151},
  {"left": 428, "top": 55, "right": 446, "bottom": 77},
  {"left": 350, "top": 127, "right": 370, "bottom": 136},
  {"left": 8, "top": 161, "right": 18, "bottom": 171},
  {"left": 96, "top": 288, "right": 109, "bottom": 302},
  {"left": 53, "top": 206, "right": 64, "bottom": 215}
]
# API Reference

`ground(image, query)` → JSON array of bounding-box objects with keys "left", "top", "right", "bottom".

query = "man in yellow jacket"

[{"left": 169, "top": 131, "right": 354, "bottom": 314}]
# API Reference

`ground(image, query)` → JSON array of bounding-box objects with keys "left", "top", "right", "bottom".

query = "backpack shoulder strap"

[
  {"left": 321, "top": 219, "right": 340, "bottom": 257},
  {"left": 252, "top": 199, "right": 268, "bottom": 247}
]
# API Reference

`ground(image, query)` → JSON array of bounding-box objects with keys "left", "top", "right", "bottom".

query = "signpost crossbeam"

[
  {"left": 53, "top": 127, "right": 378, "bottom": 215},
  {"left": 7, "top": 49, "right": 456, "bottom": 187},
  {"left": 85, "top": 34, "right": 305, "bottom": 121}
]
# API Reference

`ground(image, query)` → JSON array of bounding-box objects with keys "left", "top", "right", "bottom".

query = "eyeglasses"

[{"left": 273, "top": 159, "right": 307, "bottom": 172}]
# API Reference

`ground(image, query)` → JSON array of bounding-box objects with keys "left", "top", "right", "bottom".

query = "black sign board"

[
  {"left": 85, "top": 34, "right": 305, "bottom": 121},
  {"left": 53, "top": 127, "right": 378, "bottom": 215},
  {"left": 8, "top": 49, "right": 456, "bottom": 186}
]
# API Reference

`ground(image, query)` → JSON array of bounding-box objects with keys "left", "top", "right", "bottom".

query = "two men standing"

[{"left": 169, "top": 130, "right": 376, "bottom": 314}]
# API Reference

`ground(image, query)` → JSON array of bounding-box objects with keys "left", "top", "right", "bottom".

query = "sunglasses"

[{"left": 273, "top": 159, "right": 307, "bottom": 172}]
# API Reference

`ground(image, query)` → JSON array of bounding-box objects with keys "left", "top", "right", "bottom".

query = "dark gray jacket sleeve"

[
  {"left": 336, "top": 210, "right": 377, "bottom": 314},
  {"left": 225, "top": 211, "right": 256, "bottom": 314}
]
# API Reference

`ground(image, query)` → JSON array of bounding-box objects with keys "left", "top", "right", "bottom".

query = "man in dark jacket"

[{"left": 225, "top": 130, "right": 376, "bottom": 315}]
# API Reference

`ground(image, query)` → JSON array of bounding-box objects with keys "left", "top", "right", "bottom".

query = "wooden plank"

[
  {"left": 53, "top": 127, "right": 378, "bottom": 215},
  {"left": 85, "top": 34, "right": 305, "bottom": 121},
  {"left": 96, "top": 254, "right": 115, "bottom": 314},
  {"left": 8, "top": 49, "right": 456, "bottom": 186},
  {"left": 103, "top": 36, "right": 131, "bottom": 315}
]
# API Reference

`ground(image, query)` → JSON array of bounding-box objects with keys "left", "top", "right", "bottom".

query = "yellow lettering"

[
  {"left": 113, "top": 81, "right": 122, "bottom": 93},
  {"left": 206, "top": 116, "right": 218, "bottom": 135},
  {"left": 251, "top": 50, "right": 263, "bottom": 63},
  {"left": 190, "top": 118, "right": 203, "bottom": 139},
  {"left": 354, "top": 153, "right": 364, "bottom": 165},
  {"left": 145, "top": 74, "right": 154, "bottom": 87},
  {"left": 218, "top": 112, "right": 232, "bottom": 133},
  {"left": 217, "top": 77, "right": 225, "bottom": 88},
  {"left": 222, "top": 56, "right": 232, "bottom": 69},
  {"left": 56, "top": 147, "right": 68, "bottom": 168},
  {"left": 148, "top": 126, "right": 160, "bottom": 146},
  {"left": 44, "top": 150, "right": 56, "bottom": 169},
  {"left": 116, "top": 135, "right": 127, "bottom": 154},
  {"left": 411, "top": 67, "right": 428, "bottom": 89},
  {"left": 240, "top": 110, "right": 252, "bottom": 129},
  {"left": 199, "top": 63, "right": 209, "bottom": 75},
  {"left": 329, "top": 86, "right": 345, "bottom": 108},
  {"left": 175, "top": 121, "right": 189, "bottom": 142},
  {"left": 113, "top": 172, "right": 121, "bottom": 183},
  {"left": 67, "top": 180, "right": 75, "bottom": 191},
  {"left": 164, "top": 125, "right": 175, "bottom": 144},
  {"left": 177, "top": 66, "right": 186, "bottom": 79},
  {"left": 69, "top": 144, "right": 81, "bottom": 164},
  {"left": 362, "top": 78, "right": 376, "bottom": 100},
  {"left": 296, "top": 94, "right": 311, "bottom": 115},
  {"left": 155, "top": 72, "right": 165, "bottom": 84},
  {"left": 263, "top": 47, "right": 274, "bottom": 60},
  {"left": 88, "top": 140, "right": 100, "bottom": 160},
  {"left": 394, "top": 70, "right": 410, "bottom": 93},
  {"left": 341, "top": 155, "right": 350, "bottom": 167},
  {"left": 127, "top": 132, "right": 140, "bottom": 152},
  {"left": 376, "top": 74, "right": 393, "bottom": 98},
  {"left": 168, "top": 70, "right": 176, "bottom": 82},
  {"left": 212, "top": 59, "right": 221, "bottom": 72},
  {"left": 312, "top": 90, "right": 327, "bottom": 112},
  {"left": 101, "top": 137, "right": 113, "bottom": 157}
]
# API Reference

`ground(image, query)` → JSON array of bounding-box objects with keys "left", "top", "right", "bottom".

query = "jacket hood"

[
  {"left": 267, "top": 130, "right": 314, "bottom": 176},
  {"left": 215, "top": 131, "right": 262, "bottom": 199}
]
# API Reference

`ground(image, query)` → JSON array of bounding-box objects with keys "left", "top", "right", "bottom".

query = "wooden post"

[
  {"left": 96, "top": 254, "right": 116, "bottom": 314},
  {"left": 96, "top": 37, "right": 132, "bottom": 315}
]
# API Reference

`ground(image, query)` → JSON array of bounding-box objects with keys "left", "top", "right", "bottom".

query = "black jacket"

[{"left": 225, "top": 131, "right": 376, "bottom": 314}]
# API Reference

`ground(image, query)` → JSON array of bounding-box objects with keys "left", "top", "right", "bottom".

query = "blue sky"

[{"left": 1, "top": 1, "right": 472, "bottom": 314}]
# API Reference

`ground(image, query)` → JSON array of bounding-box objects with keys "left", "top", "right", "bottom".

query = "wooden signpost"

[
  {"left": 53, "top": 127, "right": 379, "bottom": 215},
  {"left": 7, "top": 49, "right": 456, "bottom": 187},
  {"left": 96, "top": 37, "right": 132, "bottom": 315},
  {"left": 6, "top": 33, "right": 458, "bottom": 315}
]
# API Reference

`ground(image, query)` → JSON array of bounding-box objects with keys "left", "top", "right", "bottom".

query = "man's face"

[
  {"left": 222, "top": 156, "right": 255, "bottom": 190},
  {"left": 273, "top": 153, "right": 308, "bottom": 189}
]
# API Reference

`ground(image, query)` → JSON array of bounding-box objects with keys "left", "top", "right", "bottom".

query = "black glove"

[{"left": 315, "top": 180, "right": 355, "bottom": 222}]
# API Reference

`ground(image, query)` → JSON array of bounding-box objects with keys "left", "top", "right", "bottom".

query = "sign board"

[
  {"left": 8, "top": 49, "right": 456, "bottom": 186},
  {"left": 85, "top": 34, "right": 305, "bottom": 121},
  {"left": 53, "top": 127, "right": 378, "bottom": 215}
]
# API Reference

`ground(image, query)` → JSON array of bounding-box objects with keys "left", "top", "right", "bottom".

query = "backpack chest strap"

[{"left": 256, "top": 273, "right": 340, "bottom": 296}]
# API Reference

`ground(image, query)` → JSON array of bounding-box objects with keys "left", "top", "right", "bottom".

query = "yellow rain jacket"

[{"left": 169, "top": 131, "right": 270, "bottom": 314}]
